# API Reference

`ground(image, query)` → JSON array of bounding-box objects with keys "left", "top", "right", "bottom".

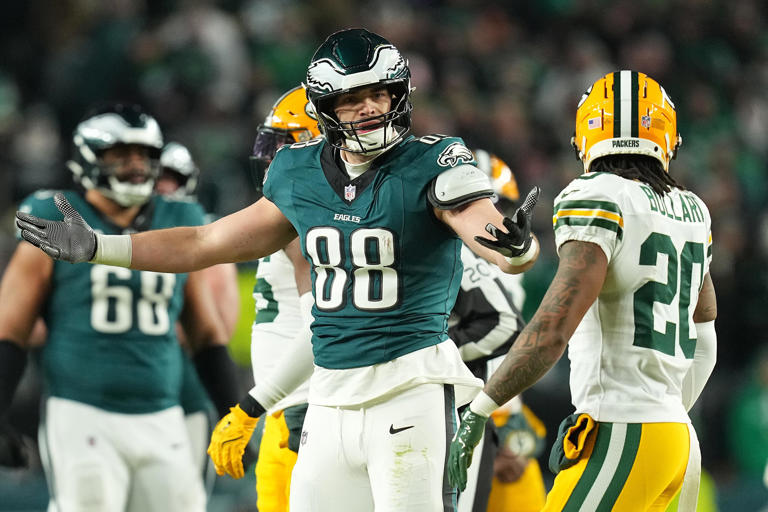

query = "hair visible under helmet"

[
  {"left": 571, "top": 70, "right": 683, "bottom": 195},
  {"left": 67, "top": 103, "right": 163, "bottom": 207},
  {"left": 303, "top": 28, "right": 412, "bottom": 155}
]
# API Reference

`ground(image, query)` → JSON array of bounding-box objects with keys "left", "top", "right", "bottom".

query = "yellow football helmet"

[
  {"left": 473, "top": 149, "right": 519, "bottom": 203},
  {"left": 250, "top": 86, "right": 321, "bottom": 192},
  {"left": 572, "top": 70, "right": 682, "bottom": 173}
]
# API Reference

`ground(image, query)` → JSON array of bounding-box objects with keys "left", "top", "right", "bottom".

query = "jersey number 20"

[{"left": 633, "top": 232, "right": 704, "bottom": 358}]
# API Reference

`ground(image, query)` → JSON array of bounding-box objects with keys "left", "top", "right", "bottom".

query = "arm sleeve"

[
  {"left": 247, "top": 292, "right": 315, "bottom": 409},
  {"left": 681, "top": 320, "right": 717, "bottom": 411}
]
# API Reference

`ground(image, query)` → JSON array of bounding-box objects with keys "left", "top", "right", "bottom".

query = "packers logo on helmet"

[{"left": 571, "top": 70, "right": 682, "bottom": 173}]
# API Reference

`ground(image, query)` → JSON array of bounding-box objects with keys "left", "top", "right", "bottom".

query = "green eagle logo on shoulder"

[{"left": 437, "top": 142, "right": 474, "bottom": 167}]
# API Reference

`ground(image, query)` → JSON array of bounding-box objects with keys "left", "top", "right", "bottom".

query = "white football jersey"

[
  {"left": 251, "top": 250, "right": 309, "bottom": 411},
  {"left": 553, "top": 172, "right": 712, "bottom": 423}
]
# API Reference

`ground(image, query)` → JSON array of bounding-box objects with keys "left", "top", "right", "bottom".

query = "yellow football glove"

[{"left": 207, "top": 404, "right": 260, "bottom": 479}]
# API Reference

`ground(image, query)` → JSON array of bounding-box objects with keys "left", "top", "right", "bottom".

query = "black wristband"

[
  {"left": 193, "top": 345, "right": 242, "bottom": 418},
  {"left": 239, "top": 392, "right": 266, "bottom": 419},
  {"left": 0, "top": 340, "right": 27, "bottom": 417}
]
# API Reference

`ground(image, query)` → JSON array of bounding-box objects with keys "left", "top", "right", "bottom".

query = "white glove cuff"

[
  {"left": 504, "top": 237, "right": 538, "bottom": 266},
  {"left": 469, "top": 390, "right": 501, "bottom": 418},
  {"left": 91, "top": 234, "right": 132, "bottom": 267}
]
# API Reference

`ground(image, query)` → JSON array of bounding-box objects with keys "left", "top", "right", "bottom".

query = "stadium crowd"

[{"left": 1, "top": 0, "right": 767, "bottom": 510}]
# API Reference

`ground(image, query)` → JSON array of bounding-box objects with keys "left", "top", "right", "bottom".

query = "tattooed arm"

[{"left": 483, "top": 240, "right": 608, "bottom": 406}]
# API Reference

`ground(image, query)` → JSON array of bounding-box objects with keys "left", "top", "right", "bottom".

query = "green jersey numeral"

[{"left": 632, "top": 232, "right": 704, "bottom": 357}]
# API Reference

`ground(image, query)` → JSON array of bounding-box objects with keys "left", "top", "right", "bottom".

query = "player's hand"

[
  {"left": 207, "top": 404, "right": 260, "bottom": 479},
  {"left": 475, "top": 186, "right": 540, "bottom": 259},
  {"left": 15, "top": 193, "right": 96, "bottom": 263},
  {"left": 447, "top": 408, "right": 488, "bottom": 491},
  {"left": 0, "top": 421, "right": 29, "bottom": 469},
  {"left": 493, "top": 447, "right": 529, "bottom": 483}
]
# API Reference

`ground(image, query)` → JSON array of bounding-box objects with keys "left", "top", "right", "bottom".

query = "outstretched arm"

[
  {"left": 17, "top": 194, "right": 297, "bottom": 273},
  {"left": 131, "top": 197, "right": 297, "bottom": 272}
]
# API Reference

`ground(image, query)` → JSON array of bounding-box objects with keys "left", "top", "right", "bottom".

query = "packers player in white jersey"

[
  {"left": 448, "top": 70, "right": 717, "bottom": 512},
  {"left": 246, "top": 85, "right": 320, "bottom": 512}
]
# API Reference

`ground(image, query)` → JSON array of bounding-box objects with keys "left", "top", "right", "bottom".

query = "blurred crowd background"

[{"left": 1, "top": 0, "right": 767, "bottom": 510}]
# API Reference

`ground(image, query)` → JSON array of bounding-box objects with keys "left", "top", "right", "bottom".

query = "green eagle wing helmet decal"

[{"left": 305, "top": 29, "right": 409, "bottom": 94}]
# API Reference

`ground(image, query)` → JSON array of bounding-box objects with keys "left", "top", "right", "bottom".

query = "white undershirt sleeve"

[
  {"left": 682, "top": 320, "right": 717, "bottom": 412},
  {"left": 248, "top": 292, "right": 315, "bottom": 409}
]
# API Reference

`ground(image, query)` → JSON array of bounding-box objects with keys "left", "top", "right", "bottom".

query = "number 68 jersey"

[
  {"left": 553, "top": 172, "right": 712, "bottom": 423},
  {"left": 18, "top": 190, "right": 205, "bottom": 414}
]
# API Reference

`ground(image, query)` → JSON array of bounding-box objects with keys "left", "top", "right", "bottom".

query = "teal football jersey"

[
  {"left": 19, "top": 190, "right": 206, "bottom": 414},
  {"left": 263, "top": 134, "right": 474, "bottom": 369}
]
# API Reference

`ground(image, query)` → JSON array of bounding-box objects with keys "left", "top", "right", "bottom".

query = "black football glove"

[
  {"left": 475, "top": 186, "right": 540, "bottom": 258},
  {"left": 16, "top": 192, "right": 97, "bottom": 263}
]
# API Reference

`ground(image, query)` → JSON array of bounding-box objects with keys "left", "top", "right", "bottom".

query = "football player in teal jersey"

[
  {"left": 0, "top": 103, "right": 240, "bottom": 512},
  {"left": 16, "top": 30, "right": 541, "bottom": 512}
]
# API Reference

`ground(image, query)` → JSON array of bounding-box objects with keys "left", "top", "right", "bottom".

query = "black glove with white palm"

[
  {"left": 16, "top": 193, "right": 97, "bottom": 263},
  {"left": 475, "top": 186, "right": 540, "bottom": 265}
]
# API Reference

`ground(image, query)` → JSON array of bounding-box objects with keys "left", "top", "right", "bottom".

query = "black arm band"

[
  {"left": 0, "top": 340, "right": 27, "bottom": 417},
  {"left": 193, "top": 345, "right": 242, "bottom": 418},
  {"left": 239, "top": 392, "right": 266, "bottom": 419}
]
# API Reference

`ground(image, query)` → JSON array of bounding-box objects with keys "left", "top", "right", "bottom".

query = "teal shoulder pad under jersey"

[
  {"left": 263, "top": 134, "right": 473, "bottom": 369},
  {"left": 19, "top": 190, "right": 206, "bottom": 414}
]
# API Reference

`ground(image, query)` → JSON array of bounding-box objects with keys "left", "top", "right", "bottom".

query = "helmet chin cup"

[{"left": 102, "top": 176, "right": 155, "bottom": 207}]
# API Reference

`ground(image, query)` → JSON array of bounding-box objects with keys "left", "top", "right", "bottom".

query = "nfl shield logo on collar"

[{"left": 344, "top": 184, "right": 356, "bottom": 201}]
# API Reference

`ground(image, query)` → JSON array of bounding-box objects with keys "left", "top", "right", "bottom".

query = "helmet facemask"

[{"left": 316, "top": 84, "right": 412, "bottom": 154}]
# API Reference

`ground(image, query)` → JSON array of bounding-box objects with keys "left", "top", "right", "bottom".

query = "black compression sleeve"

[
  {"left": 0, "top": 340, "right": 27, "bottom": 417},
  {"left": 239, "top": 392, "right": 266, "bottom": 419},
  {"left": 193, "top": 345, "right": 242, "bottom": 418}
]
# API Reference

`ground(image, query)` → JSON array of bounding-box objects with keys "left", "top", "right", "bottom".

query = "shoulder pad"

[{"left": 428, "top": 164, "right": 494, "bottom": 210}]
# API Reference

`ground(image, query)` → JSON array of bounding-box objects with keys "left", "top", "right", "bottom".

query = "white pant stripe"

[
  {"left": 579, "top": 423, "right": 628, "bottom": 512},
  {"left": 620, "top": 70, "right": 632, "bottom": 137}
]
